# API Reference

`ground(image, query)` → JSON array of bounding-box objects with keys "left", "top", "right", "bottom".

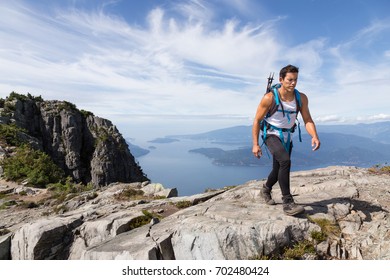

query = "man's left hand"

[{"left": 312, "top": 138, "right": 321, "bottom": 151}]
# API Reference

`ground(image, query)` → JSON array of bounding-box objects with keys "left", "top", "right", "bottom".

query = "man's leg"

[
  {"left": 260, "top": 137, "right": 281, "bottom": 205},
  {"left": 265, "top": 136, "right": 291, "bottom": 196},
  {"left": 264, "top": 136, "right": 304, "bottom": 215},
  {"left": 266, "top": 156, "right": 280, "bottom": 189}
]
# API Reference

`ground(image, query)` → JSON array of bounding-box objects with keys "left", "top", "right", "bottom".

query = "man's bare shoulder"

[
  {"left": 298, "top": 92, "right": 308, "bottom": 102},
  {"left": 261, "top": 92, "right": 274, "bottom": 105},
  {"left": 299, "top": 91, "right": 307, "bottom": 97}
]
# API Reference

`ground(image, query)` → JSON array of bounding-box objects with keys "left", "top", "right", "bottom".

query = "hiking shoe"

[
  {"left": 282, "top": 195, "right": 305, "bottom": 216},
  {"left": 260, "top": 185, "right": 276, "bottom": 205}
]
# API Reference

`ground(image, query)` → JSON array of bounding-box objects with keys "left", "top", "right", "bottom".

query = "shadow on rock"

[{"left": 304, "top": 197, "right": 388, "bottom": 222}]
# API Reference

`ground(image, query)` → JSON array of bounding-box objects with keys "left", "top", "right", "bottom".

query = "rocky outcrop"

[
  {"left": 1, "top": 166, "right": 390, "bottom": 260},
  {"left": 0, "top": 94, "right": 147, "bottom": 186}
]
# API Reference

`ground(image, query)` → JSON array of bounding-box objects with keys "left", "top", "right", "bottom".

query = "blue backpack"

[{"left": 260, "top": 83, "right": 302, "bottom": 153}]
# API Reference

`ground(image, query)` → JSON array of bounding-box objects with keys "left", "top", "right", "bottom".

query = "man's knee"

[{"left": 279, "top": 158, "right": 291, "bottom": 169}]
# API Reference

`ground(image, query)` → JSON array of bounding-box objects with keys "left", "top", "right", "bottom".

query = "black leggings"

[{"left": 264, "top": 135, "right": 292, "bottom": 196}]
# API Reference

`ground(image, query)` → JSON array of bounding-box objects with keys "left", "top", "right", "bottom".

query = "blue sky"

[{"left": 1, "top": 0, "right": 390, "bottom": 140}]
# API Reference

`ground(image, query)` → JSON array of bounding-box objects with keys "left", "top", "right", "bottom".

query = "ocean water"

[{"left": 134, "top": 138, "right": 315, "bottom": 196}]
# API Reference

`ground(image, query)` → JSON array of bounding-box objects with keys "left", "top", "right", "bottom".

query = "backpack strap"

[
  {"left": 272, "top": 85, "right": 281, "bottom": 106},
  {"left": 263, "top": 121, "right": 294, "bottom": 152},
  {"left": 293, "top": 88, "right": 302, "bottom": 142},
  {"left": 294, "top": 88, "right": 302, "bottom": 111},
  {"left": 261, "top": 85, "right": 303, "bottom": 153},
  {"left": 268, "top": 84, "right": 302, "bottom": 114},
  {"left": 267, "top": 84, "right": 283, "bottom": 117}
]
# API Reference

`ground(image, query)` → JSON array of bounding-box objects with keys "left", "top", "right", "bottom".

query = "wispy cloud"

[
  {"left": 315, "top": 114, "right": 390, "bottom": 124},
  {"left": 172, "top": 0, "right": 213, "bottom": 22},
  {"left": 0, "top": 1, "right": 282, "bottom": 115},
  {"left": 0, "top": 0, "right": 390, "bottom": 139}
]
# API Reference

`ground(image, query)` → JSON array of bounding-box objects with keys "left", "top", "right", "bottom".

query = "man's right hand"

[{"left": 252, "top": 145, "right": 262, "bottom": 159}]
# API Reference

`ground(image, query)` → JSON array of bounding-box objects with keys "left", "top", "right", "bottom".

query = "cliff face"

[{"left": 0, "top": 94, "right": 147, "bottom": 186}]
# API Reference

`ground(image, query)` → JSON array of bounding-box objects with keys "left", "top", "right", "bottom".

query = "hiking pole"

[{"left": 266, "top": 72, "right": 274, "bottom": 93}]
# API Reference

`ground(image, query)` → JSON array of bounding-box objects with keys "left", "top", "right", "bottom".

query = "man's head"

[
  {"left": 279, "top": 64, "right": 299, "bottom": 89},
  {"left": 279, "top": 64, "right": 299, "bottom": 79}
]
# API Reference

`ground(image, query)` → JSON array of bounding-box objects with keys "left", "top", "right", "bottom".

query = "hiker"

[{"left": 252, "top": 64, "right": 320, "bottom": 216}]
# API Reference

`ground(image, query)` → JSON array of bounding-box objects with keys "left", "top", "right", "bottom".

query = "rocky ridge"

[
  {"left": 1, "top": 165, "right": 390, "bottom": 260},
  {"left": 0, "top": 93, "right": 147, "bottom": 186}
]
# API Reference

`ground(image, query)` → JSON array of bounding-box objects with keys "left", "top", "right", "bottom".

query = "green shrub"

[
  {"left": 7, "top": 91, "right": 28, "bottom": 102},
  {"left": 80, "top": 109, "right": 94, "bottom": 118},
  {"left": 48, "top": 177, "right": 93, "bottom": 202},
  {"left": 1, "top": 144, "right": 65, "bottom": 187},
  {"left": 310, "top": 230, "right": 327, "bottom": 242},
  {"left": 58, "top": 101, "right": 77, "bottom": 111},
  {"left": 0, "top": 200, "right": 17, "bottom": 209},
  {"left": 127, "top": 210, "right": 162, "bottom": 230},
  {"left": 114, "top": 188, "right": 145, "bottom": 200},
  {"left": 174, "top": 200, "right": 192, "bottom": 209},
  {"left": 368, "top": 164, "right": 390, "bottom": 174},
  {"left": 308, "top": 217, "right": 340, "bottom": 239},
  {"left": 0, "top": 123, "right": 28, "bottom": 146},
  {"left": 283, "top": 240, "right": 316, "bottom": 260},
  {"left": 380, "top": 165, "right": 390, "bottom": 173},
  {"left": 129, "top": 215, "right": 151, "bottom": 230}
]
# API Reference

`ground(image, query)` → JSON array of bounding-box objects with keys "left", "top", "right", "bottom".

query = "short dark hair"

[{"left": 279, "top": 65, "right": 299, "bottom": 79}]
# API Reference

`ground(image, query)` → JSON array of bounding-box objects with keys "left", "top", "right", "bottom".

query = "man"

[{"left": 252, "top": 65, "right": 320, "bottom": 216}]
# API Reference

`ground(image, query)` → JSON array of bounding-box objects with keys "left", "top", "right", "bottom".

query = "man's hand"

[
  {"left": 252, "top": 145, "right": 262, "bottom": 158},
  {"left": 311, "top": 137, "right": 321, "bottom": 151}
]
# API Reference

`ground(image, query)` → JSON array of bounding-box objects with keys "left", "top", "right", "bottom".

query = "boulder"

[
  {"left": 142, "top": 183, "right": 178, "bottom": 198},
  {"left": 11, "top": 216, "right": 83, "bottom": 260}
]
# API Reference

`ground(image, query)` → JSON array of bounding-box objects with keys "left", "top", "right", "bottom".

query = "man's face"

[{"left": 280, "top": 72, "right": 298, "bottom": 91}]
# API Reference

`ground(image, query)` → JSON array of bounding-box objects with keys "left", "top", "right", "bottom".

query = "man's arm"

[
  {"left": 299, "top": 93, "right": 320, "bottom": 151},
  {"left": 252, "top": 93, "right": 273, "bottom": 158}
]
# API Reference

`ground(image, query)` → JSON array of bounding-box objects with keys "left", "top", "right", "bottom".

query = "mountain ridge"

[
  {"left": 169, "top": 122, "right": 390, "bottom": 168},
  {"left": 0, "top": 92, "right": 148, "bottom": 187},
  {"left": 169, "top": 121, "right": 390, "bottom": 144}
]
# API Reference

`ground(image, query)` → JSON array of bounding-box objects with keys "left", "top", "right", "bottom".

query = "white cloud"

[
  {"left": 359, "top": 114, "right": 390, "bottom": 122},
  {"left": 173, "top": 0, "right": 213, "bottom": 23},
  {"left": 0, "top": 1, "right": 282, "bottom": 116},
  {"left": 352, "top": 19, "right": 390, "bottom": 48},
  {"left": 314, "top": 114, "right": 390, "bottom": 125},
  {"left": 0, "top": 0, "right": 390, "bottom": 140},
  {"left": 314, "top": 115, "right": 343, "bottom": 123}
]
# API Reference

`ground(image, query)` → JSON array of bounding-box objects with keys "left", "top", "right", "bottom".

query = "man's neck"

[{"left": 278, "top": 87, "right": 295, "bottom": 101}]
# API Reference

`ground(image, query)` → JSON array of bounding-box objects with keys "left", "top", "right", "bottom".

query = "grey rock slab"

[{"left": 11, "top": 215, "right": 83, "bottom": 260}]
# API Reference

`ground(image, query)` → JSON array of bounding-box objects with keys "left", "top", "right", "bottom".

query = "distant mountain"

[
  {"left": 190, "top": 133, "right": 390, "bottom": 167},
  {"left": 169, "top": 125, "right": 251, "bottom": 145},
  {"left": 184, "top": 122, "right": 390, "bottom": 168},
  {"left": 314, "top": 121, "right": 390, "bottom": 144},
  {"left": 148, "top": 137, "right": 180, "bottom": 144},
  {"left": 293, "top": 132, "right": 390, "bottom": 166},
  {"left": 126, "top": 140, "right": 150, "bottom": 158},
  {"left": 173, "top": 121, "right": 390, "bottom": 145}
]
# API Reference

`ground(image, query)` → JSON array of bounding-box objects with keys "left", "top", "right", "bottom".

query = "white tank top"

[{"left": 264, "top": 98, "right": 297, "bottom": 142}]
